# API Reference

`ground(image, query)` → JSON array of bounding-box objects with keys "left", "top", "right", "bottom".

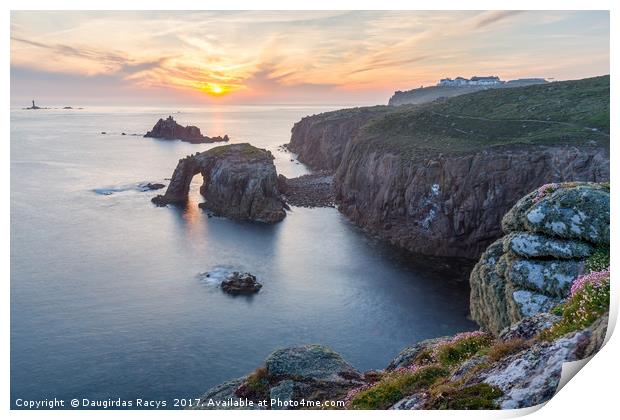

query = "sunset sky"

[{"left": 10, "top": 10, "right": 609, "bottom": 106}]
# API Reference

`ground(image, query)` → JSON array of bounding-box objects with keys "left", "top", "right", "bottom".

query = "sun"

[{"left": 201, "top": 83, "right": 227, "bottom": 97}]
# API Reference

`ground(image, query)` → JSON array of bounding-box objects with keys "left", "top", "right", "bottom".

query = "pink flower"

[
  {"left": 570, "top": 269, "right": 610, "bottom": 296},
  {"left": 394, "top": 363, "right": 423, "bottom": 374},
  {"left": 532, "top": 183, "right": 559, "bottom": 203}
]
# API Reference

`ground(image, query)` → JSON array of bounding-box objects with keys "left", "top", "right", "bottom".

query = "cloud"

[
  {"left": 474, "top": 11, "right": 524, "bottom": 29},
  {"left": 9, "top": 11, "right": 609, "bottom": 105}
]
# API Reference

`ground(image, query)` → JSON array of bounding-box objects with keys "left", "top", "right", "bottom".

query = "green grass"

[
  {"left": 350, "top": 365, "right": 448, "bottom": 409},
  {"left": 434, "top": 335, "right": 493, "bottom": 367},
  {"left": 348, "top": 75, "right": 609, "bottom": 162},
  {"left": 485, "top": 339, "right": 529, "bottom": 363},
  {"left": 427, "top": 383, "right": 503, "bottom": 409}
]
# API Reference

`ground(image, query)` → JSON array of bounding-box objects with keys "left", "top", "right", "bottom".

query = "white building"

[{"left": 438, "top": 76, "right": 503, "bottom": 87}]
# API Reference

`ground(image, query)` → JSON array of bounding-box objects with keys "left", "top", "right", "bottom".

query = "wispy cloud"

[
  {"left": 473, "top": 10, "right": 524, "bottom": 29},
  {"left": 10, "top": 10, "right": 609, "bottom": 104}
]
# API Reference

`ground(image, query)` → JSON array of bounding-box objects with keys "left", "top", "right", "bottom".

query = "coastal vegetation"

[{"left": 353, "top": 75, "right": 609, "bottom": 161}]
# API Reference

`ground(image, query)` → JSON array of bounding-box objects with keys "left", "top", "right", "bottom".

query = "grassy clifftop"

[{"left": 353, "top": 75, "right": 609, "bottom": 160}]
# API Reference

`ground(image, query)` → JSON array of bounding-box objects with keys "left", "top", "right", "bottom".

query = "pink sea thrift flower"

[
  {"left": 570, "top": 269, "right": 610, "bottom": 296},
  {"left": 532, "top": 183, "right": 559, "bottom": 203},
  {"left": 394, "top": 363, "right": 423, "bottom": 374}
]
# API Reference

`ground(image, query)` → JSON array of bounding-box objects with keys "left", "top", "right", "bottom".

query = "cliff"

[
  {"left": 287, "top": 106, "right": 391, "bottom": 171},
  {"left": 152, "top": 143, "right": 287, "bottom": 223},
  {"left": 194, "top": 183, "right": 610, "bottom": 410},
  {"left": 145, "top": 116, "right": 230, "bottom": 144},
  {"left": 285, "top": 75, "right": 609, "bottom": 259}
]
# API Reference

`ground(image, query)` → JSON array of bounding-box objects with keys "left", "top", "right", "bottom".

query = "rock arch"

[{"left": 152, "top": 144, "right": 287, "bottom": 223}]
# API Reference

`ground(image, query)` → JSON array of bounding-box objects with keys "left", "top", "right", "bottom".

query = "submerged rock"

[
  {"left": 153, "top": 143, "right": 287, "bottom": 223},
  {"left": 221, "top": 272, "right": 262, "bottom": 295},
  {"left": 144, "top": 116, "right": 230, "bottom": 144},
  {"left": 140, "top": 182, "right": 165, "bottom": 191}
]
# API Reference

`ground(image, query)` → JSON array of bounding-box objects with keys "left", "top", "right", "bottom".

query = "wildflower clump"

[
  {"left": 349, "top": 365, "right": 448, "bottom": 409},
  {"left": 541, "top": 269, "right": 610, "bottom": 340},
  {"left": 585, "top": 247, "right": 610, "bottom": 275},
  {"left": 432, "top": 331, "right": 493, "bottom": 367},
  {"left": 532, "top": 183, "right": 559, "bottom": 202}
]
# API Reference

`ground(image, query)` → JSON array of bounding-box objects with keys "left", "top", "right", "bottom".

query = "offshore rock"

[
  {"left": 144, "top": 116, "right": 230, "bottom": 144},
  {"left": 153, "top": 143, "right": 287, "bottom": 223},
  {"left": 221, "top": 272, "right": 262, "bottom": 295}
]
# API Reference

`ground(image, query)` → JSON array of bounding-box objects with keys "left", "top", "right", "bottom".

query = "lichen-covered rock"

[
  {"left": 386, "top": 337, "right": 450, "bottom": 371},
  {"left": 469, "top": 240, "right": 512, "bottom": 335},
  {"left": 265, "top": 345, "right": 360, "bottom": 382},
  {"left": 194, "top": 377, "right": 264, "bottom": 410},
  {"left": 502, "top": 183, "right": 610, "bottom": 244},
  {"left": 450, "top": 356, "right": 490, "bottom": 382},
  {"left": 153, "top": 144, "right": 287, "bottom": 223},
  {"left": 506, "top": 287, "right": 561, "bottom": 321},
  {"left": 475, "top": 316, "right": 606, "bottom": 410},
  {"left": 503, "top": 232, "right": 593, "bottom": 259},
  {"left": 269, "top": 380, "right": 296, "bottom": 410},
  {"left": 503, "top": 258, "right": 582, "bottom": 298},
  {"left": 390, "top": 393, "right": 427, "bottom": 410},
  {"left": 471, "top": 182, "right": 609, "bottom": 334},
  {"left": 499, "top": 313, "right": 561, "bottom": 341}
]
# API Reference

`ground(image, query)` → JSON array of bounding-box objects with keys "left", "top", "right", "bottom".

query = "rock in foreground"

[
  {"left": 144, "top": 116, "right": 229, "bottom": 144},
  {"left": 195, "top": 345, "right": 363, "bottom": 410},
  {"left": 152, "top": 143, "right": 287, "bottom": 223},
  {"left": 221, "top": 272, "right": 262, "bottom": 295},
  {"left": 470, "top": 182, "right": 609, "bottom": 334}
]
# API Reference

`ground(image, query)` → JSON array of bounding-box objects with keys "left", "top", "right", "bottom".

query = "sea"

[{"left": 10, "top": 104, "right": 476, "bottom": 408}]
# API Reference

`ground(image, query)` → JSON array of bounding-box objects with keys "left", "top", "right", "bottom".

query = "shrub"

[{"left": 350, "top": 365, "right": 448, "bottom": 409}]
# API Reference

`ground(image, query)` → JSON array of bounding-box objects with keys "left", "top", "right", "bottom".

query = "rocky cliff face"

[
  {"left": 152, "top": 143, "right": 287, "bottom": 223},
  {"left": 290, "top": 76, "right": 609, "bottom": 259},
  {"left": 335, "top": 146, "right": 609, "bottom": 259},
  {"left": 144, "top": 116, "right": 229, "bottom": 144},
  {"left": 470, "top": 182, "right": 610, "bottom": 334},
  {"left": 287, "top": 106, "right": 390, "bottom": 171}
]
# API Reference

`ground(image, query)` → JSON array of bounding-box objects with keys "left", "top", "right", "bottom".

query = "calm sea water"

[{"left": 10, "top": 105, "right": 476, "bottom": 407}]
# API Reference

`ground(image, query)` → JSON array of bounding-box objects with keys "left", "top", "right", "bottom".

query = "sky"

[{"left": 10, "top": 10, "right": 609, "bottom": 106}]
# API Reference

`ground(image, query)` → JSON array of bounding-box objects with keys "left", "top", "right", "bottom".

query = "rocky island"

[
  {"left": 144, "top": 116, "right": 230, "bottom": 144},
  {"left": 152, "top": 143, "right": 287, "bottom": 223}
]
